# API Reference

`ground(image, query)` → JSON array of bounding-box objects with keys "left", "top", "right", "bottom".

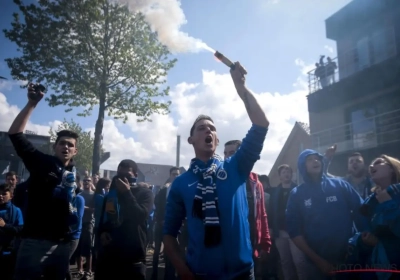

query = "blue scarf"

[
  {"left": 52, "top": 166, "right": 79, "bottom": 228},
  {"left": 190, "top": 154, "right": 222, "bottom": 247},
  {"left": 102, "top": 177, "right": 122, "bottom": 227}
]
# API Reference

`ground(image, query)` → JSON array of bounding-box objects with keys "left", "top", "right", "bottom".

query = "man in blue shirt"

[
  {"left": 163, "top": 62, "right": 269, "bottom": 280},
  {"left": 286, "top": 149, "right": 367, "bottom": 280}
]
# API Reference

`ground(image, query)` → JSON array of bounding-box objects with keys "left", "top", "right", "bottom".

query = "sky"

[{"left": 0, "top": 0, "right": 352, "bottom": 174}]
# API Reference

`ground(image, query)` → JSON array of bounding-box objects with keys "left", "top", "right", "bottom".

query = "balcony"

[
  {"left": 311, "top": 109, "right": 400, "bottom": 154},
  {"left": 308, "top": 26, "right": 397, "bottom": 95}
]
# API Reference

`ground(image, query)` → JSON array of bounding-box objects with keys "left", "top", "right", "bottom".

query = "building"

[
  {"left": 101, "top": 163, "right": 186, "bottom": 187},
  {"left": 0, "top": 130, "right": 51, "bottom": 181},
  {"left": 307, "top": 0, "right": 400, "bottom": 175},
  {"left": 268, "top": 122, "right": 311, "bottom": 187}
]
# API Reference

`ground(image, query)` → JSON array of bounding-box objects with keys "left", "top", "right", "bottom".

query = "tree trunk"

[{"left": 92, "top": 91, "right": 106, "bottom": 175}]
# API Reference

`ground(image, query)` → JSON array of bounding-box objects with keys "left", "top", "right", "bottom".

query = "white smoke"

[{"left": 114, "top": 0, "right": 214, "bottom": 53}]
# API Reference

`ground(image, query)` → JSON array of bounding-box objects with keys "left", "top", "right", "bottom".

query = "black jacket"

[
  {"left": 12, "top": 179, "right": 29, "bottom": 218},
  {"left": 98, "top": 180, "right": 154, "bottom": 262},
  {"left": 268, "top": 182, "right": 297, "bottom": 238},
  {"left": 154, "top": 186, "right": 168, "bottom": 226},
  {"left": 9, "top": 133, "right": 75, "bottom": 241}
]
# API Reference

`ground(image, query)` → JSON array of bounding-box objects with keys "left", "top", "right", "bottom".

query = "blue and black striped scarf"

[{"left": 190, "top": 154, "right": 222, "bottom": 247}]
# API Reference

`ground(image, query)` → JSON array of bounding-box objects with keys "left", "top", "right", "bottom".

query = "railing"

[
  {"left": 308, "top": 26, "right": 397, "bottom": 94},
  {"left": 311, "top": 109, "right": 400, "bottom": 154},
  {"left": 308, "top": 56, "right": 339, "bottom": 94}
]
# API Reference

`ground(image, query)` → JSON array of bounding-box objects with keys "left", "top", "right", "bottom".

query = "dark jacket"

[
  {"left": 12, "top": 179, "right": 29, "bottom": 219},
  {"left": 9, "top": 132, "right": 76, "bottom": 241},
  {"left": 98, "top": 178, "right": 154, "bottom": 262},
  {"left": 154, "top": 186, "right": 169, "bottom": 226},
  {"left": 268, "top": 182, "right": 297, "bottom": 238}
]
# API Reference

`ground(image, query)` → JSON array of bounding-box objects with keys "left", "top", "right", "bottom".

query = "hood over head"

[{"left": 298, "top": 149, "right": 325, "bottom": 184}]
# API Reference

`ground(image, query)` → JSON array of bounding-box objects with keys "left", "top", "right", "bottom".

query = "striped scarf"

[{"left": 190, "top": 154, "right": 222, "bottom": 247}]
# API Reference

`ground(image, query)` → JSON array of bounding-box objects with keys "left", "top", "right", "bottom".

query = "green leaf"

[{"left": 5, "top": 0, "right": 176, "bottom": 174}]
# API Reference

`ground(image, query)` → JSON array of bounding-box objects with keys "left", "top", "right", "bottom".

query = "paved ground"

[{"left": 69, "top": 249, "right": 165, "bottom": 280}]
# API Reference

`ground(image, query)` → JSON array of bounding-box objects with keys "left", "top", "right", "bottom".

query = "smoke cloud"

[{"left": 114, "top": 0, "right": 214, "bottom": 53}]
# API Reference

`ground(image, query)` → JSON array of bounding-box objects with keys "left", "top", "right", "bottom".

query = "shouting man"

[
  {"left": 163, "top": 62, "right": 269, "bottom": 280},
  {"left": 8, "top": 84, "right": 80, "bottom": 280}
]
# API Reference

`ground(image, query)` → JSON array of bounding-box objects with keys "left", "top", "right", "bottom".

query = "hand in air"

[
  {"left": 27, "top": 83, "right": 44, "bottom": 105},
  {"left": 230, "top": 62, "right": 247, "bottom": 88}
]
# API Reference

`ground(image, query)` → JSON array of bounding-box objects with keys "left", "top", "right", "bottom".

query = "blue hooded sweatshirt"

[
  {"left": 286, "top": 149, "right": 368, "bottom": 264},
  {"left": 68, "top": 194, "right": 85, "bottom": 240},
  {"left": 0, "top": 201, "right": 23, "bottom": 254},
  {"left": 163, "top": 124, "right": 267, "bottom": 280}
]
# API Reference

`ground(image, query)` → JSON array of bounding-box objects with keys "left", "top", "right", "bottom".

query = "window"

[
  {"left": 371, "top": 27, "right": 397, "bottom": 64},
  {"left": 356, "top": 37, "right": 370, "bottom": 70},
  {"left": 351, "top": 108, "right": 377, "bottom": 149}
]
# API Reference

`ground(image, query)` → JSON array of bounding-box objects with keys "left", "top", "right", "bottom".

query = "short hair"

[
  {"left": 278, "top": 164, "right": 292, "bottom": 175},
  {"left": 5, "top": 171, "right": 16, "bottom": 178},
  {"left": 170, "top": 167, "right": 179, "bottom": 174},
  {"left": 258, "top": 174, "right": 269, "bottom": 183},
  {"left": 0, "top": 184, "right": 13, "bottom": 195},
  {"left": 55, "top": 130, "right": 79, "bottom": 145},
  {"left": 118, "top": 159, "right": 138, "bottom": 174},
  {"left": 137, "top": 182, "right": 149, "bottom": 188},
  {"left": 348, "top": 152, "right": 363, "bottom": 158},
  {"left": 224, "top": 140, "right": 242, "bottom": 148},
  {"left": 190, "top": 115, "right": 214, "bottom": 136}
]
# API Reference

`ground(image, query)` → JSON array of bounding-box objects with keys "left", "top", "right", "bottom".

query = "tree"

[
  {"left": 49, "top": 119, "right": 98, "bottom": 172},
  {"left": 4, "top": 0, "right": 177, "bottom": 174}
]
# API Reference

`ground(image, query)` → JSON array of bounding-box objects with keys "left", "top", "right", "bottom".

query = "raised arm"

[
  {"left": 230, "top": 62, "right": 269, "bottom": 176},
  {"left": 230, "top": 62, "right": 269, "bottom": 128},
  {"left": 8, "top": 84, "right": 46, "bottom": 171}
]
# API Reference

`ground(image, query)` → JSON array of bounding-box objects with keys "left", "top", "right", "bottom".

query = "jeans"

[
  {"left": 151, "top": 225, "right": 164, "bottom": 280},
  {"left": 14, "top": 238, "right": 70, "bottom": 280},
  {"left": 275, "top": 230, "right": 307, "bottom": 280},
  {"left": 95, "top": 255, "right": 147, "bottom": 280},
  {"left": 190, "top": 268, "right": 255, "bottom": 280}
]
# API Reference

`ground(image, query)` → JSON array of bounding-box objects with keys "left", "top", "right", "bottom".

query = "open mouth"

[
  {"left": 205, "top": 136, "right": 212, "bottom": 144},
  {"left": 62, "top": 151, "right": 68, "bottom": 156}
]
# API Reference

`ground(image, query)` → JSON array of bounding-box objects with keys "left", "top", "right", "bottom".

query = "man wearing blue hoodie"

[
  {"left": 286, "top": 149, "right": 367, "bottom": 280},
  {"left": 163, "top": 61, "right": 269, "bottom": 280}
]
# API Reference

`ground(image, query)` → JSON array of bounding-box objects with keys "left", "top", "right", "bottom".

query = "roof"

[
  {"left": 297, "top": 122, "right": 310, "bottom": 135},
  {"left": 102, "top": 163, "right": 186, "bottom": 187},
  {"left": 268, "top": 122, "right": 310, "bottom": 178}
]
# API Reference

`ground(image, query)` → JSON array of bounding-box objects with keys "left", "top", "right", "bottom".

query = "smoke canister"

[{"left": 214, "top": 51, "right": 235, "bottom": 70}]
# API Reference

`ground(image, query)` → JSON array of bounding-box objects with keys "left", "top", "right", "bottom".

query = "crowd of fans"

[{"left": 0, "top": 63, "right": 399, "bottom": 280}]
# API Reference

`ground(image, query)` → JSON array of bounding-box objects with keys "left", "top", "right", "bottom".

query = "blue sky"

[{"left": 0, "top": 0, "right": 352, "bottom": 173}]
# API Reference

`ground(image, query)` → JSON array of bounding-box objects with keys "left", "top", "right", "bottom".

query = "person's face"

[
  {"left": 279, "top": 168, "right": 292, "bottom": 183},
  {"left": 348, "top": 156, "right": 365, "bottom": 176},
  {"left": 0, "top": 190, "right": 12, "bottom": 204},
  {"left": 260, "top": 179, "right": 270, "bottom": 191},
  {"left": 117, "top": 166, "right": 135, "bottom": 179},
  {"left": 104, "top": 182, "right": 111, "bottom": 191},
  {"left": 53, "top": 137, "right": 77, "bottom": 163},
  {"left": 188, "top": 119, "right": 219, "bottom": 155},
  {"left": 92, "top": 175, "right": 99, "bottom": 185},
  {"left": 305, "top": 154, "right": 322, "bottom": 175},
  {"left": 83, "top": 177, "right": 92, "bottom": 189},
  {"left": 6, "top": 175, "right": 17, "bottom": 187},
  {"left": 369, "top": 158, "right": 393, "bottom": 184},
  {"left": 170, "top": 169, "right": 180, "bottom": 182},
  {"left": 223, "top": 144, "right": 238, "bottom": 160}
]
